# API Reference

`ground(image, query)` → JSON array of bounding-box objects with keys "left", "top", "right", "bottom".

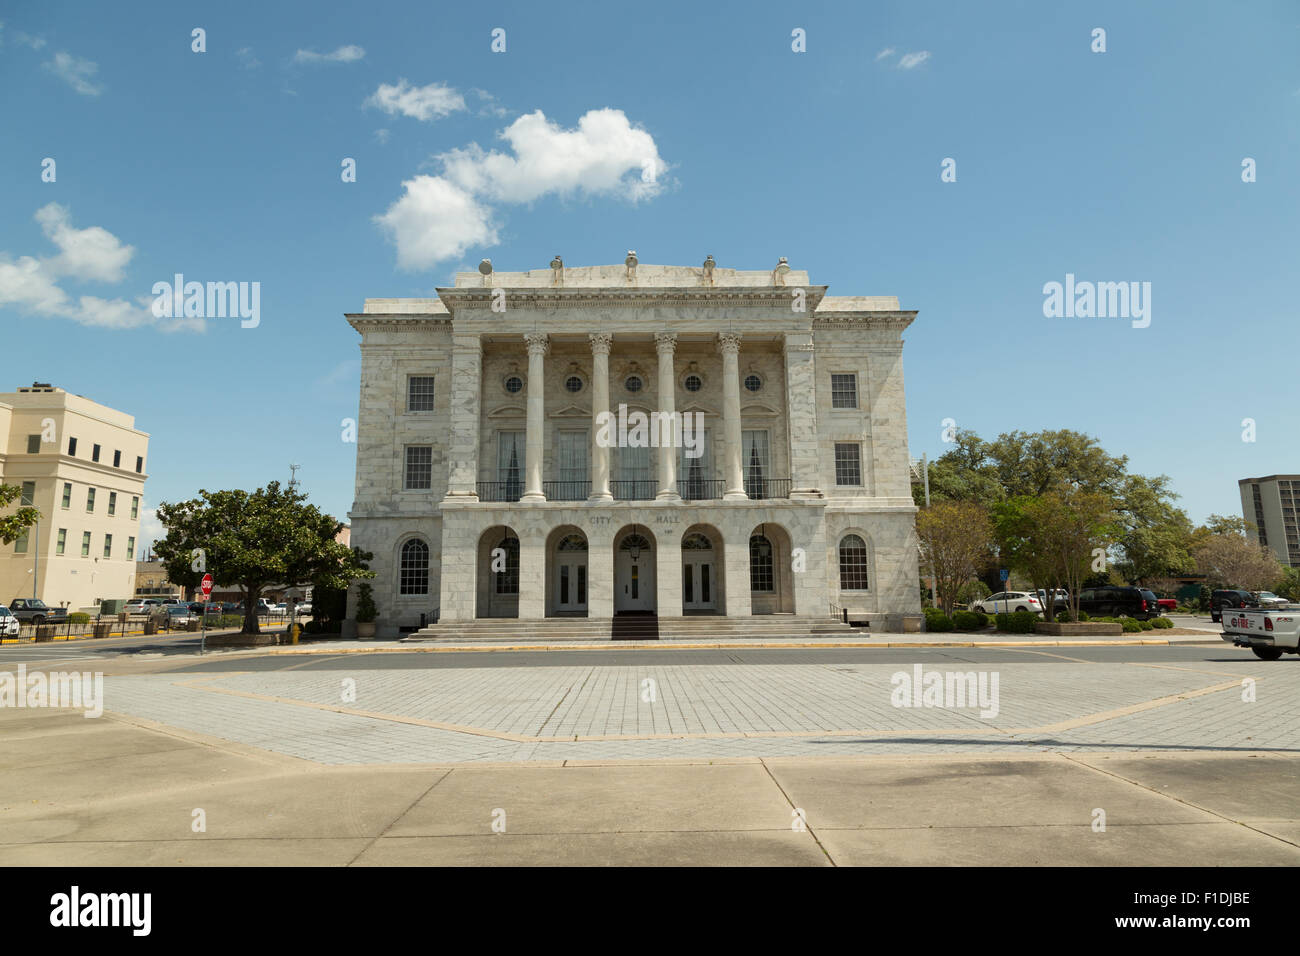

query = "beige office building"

[
  {"left": 1240, "top": 475, "right": 1300, "bottom": 568},
  {"left": 0, "top": 384, "right": 149, "bottom": 609}
]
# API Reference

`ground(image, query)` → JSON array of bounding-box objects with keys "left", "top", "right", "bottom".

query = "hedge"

[
  {"left": 924, "top": 608, "right": 954, "bottom": 632},
  {"left": 952, "top": 610, "right": 983, "bottom": 631},
  {"left": 1150, "top": 617, "right": 1173, "bottom": 629},
  {"left": 996, "top": 611, "right": 1039, "bottom": 634},
  {"left": 67, "top": 612, "right": 91, "bottom": 624}
]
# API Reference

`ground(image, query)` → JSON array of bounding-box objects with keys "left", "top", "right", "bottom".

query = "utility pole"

[{"left": 288, "top": 463, "right": 300, "bottom": 492}]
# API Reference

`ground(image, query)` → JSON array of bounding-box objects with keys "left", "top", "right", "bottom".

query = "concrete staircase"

[{"left": 404, "top": 614, "right": 862, "bottom": 643}]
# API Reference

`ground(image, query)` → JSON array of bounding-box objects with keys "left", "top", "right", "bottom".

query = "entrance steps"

[{"left": 405, "top": 615, "right": 862, "bottom": 643}]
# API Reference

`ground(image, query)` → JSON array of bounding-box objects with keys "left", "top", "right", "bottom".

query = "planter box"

[
  {"left": 356, "top": 622, "right": 377, "bottom": 639},
  {"left": 144, "top": 620, "right": 158, "bottom": 635},
  {"left": 34, "top": 625, "right": 55, "bottom": 642},
  {"left": 1035, "top": 622, "right": 1124, "bottom": 637},
  {"left": 91, "top": 623, "right": 113, "bottom": 639},
  {"left": 186, "top": 619, "right": 201, "bottom": 632}
]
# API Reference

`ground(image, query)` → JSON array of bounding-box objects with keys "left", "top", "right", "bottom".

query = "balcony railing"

[
  {"left": 543, "top": 480, "right": 591, "bottom": 501},
  {"left": 477, "top": 481, "right": 522, "bottom": 502},
  {"left": 744, "top": 477, "right": 792, "bottom": 500},
  {"left": 611, "top": 479, "right": 658, "bottom": 501},
  {"left": 678, "top": 478, "right": 725, "bottom": 501}
]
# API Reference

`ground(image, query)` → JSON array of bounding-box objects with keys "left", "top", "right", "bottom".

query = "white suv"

[
  {"left": 972, "top": 591, "right": 1044, "bottom": 615},
  {"left": 0, "top": 605, "right": 18, "bottom": 637}
]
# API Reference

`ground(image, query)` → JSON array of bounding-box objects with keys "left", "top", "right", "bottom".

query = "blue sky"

[{"left": 2, "top": 0, "right": 1297, "bottom": 550}]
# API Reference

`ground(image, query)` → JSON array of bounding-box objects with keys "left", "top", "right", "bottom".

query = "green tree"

[
  {"left": 916, "top": 500, "right": 995, "bottom": 617},
  {"left": 0, "top": 483, "right": 41, "bottom": 545},
  {"left": 1193, "top": 532, "right": 1283, "bottom": 592},
  {"left": 153, "top": 481, "right": 374, "bottom": 634}
]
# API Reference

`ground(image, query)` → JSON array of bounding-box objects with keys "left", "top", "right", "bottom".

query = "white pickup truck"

[{"left": 1220, "top": 606, "right": 1300, "bottom": 660}]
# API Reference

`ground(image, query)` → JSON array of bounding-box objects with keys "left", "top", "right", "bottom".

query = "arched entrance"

[
  {"left": 613, "top": 526, "right": 656, "bottom": 614},
  {"left": 681, "top": 524, "right": 724, "bottom": 614},
  {"left": 749, "top": 522, "right": 795, "bottom": 614},
  {"left": 476, "top": 525, "right": 520, "bottom": 618},
  {"left": 546, "top": 525, "right": 589, "bottom": 616}
]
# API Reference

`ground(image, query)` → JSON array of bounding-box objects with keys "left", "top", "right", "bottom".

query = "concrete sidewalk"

[{"left": 2, "top": 707, "right": 1295, "bottom": 866}]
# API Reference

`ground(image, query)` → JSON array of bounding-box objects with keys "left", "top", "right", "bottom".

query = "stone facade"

[{"left": 345, "top": 261, "right": 920, "bottom": 637}]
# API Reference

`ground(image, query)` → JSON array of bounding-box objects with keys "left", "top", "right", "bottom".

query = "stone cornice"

[
  {"left": 434, "top": 285, "right": 830, "bottom": 313},
  {"left": 811, "top": 311, "right": 917, "bottom": 331},
  {"left": 346, "top": 313, "right": 452, "bottom": 334}
]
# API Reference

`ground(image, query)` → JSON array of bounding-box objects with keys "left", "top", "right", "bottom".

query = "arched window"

[
  {"left": 495, "top": 535, "right": 520, "bottom": 594},
  {"left": 839, "top": 534, "right": 870, "bottom": 590},
  {"left": 682, "top": 532, "right": 713, "bottom": 551},
  {"left": 749, "top": 534, "right": 774, "bottom": 592},
  {"left": 399, "top": 538, "right": 430, "bottom": 595},
  {"left": 557, "top": 534, "right": 588, "bottom": 552}
]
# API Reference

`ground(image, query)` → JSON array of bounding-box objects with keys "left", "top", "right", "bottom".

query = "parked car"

[
  {"left": 1253, "top": 591, "right": 1290, "bottom": 608},
  {"left": 272, "top": 602, "right": 288, "bottom": 615},
  {"left": 1139, "top": 589, "right": 1162, "bottom": 616},
  {"left": 150, "top": 605, "right": 194, "bottom": 626},
  {"left": 1156, "top": 598, "right": 1179, "bottom": 612},
  {"left": 1034, "top": 589, "right": 1069, "bottom": 615},
  {"left": 1210, "top": 589, "right": 1256, "bottom": 623},
  {"left": 0, "top": 605, "right": 19, "bottom": 637},
  {"left": 7, "top": 599, "right": 69, "bottom": 625},
  {"left": 1077, "top": 585, "right": 1157, "bottom": 620},
  {"left": 971, "top": 591, "right": 1044, "bottom": 615},
  {"left": 125, "top": 598, "right": 165, "bottom": 614},
  {"left": 256, "top": 599, "right": 277, "bottom": 615},
  {"left": 293, "top": 601, "right": 312, "bottom": 616}
]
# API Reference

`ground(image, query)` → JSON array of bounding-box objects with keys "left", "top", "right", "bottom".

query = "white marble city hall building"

[{"left": 345, "top": 258, "right": 921, "bottom": 637}]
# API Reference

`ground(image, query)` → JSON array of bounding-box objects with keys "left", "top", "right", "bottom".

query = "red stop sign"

[{"left": 201, "top": 573, "right": 213, "bottom": 597}]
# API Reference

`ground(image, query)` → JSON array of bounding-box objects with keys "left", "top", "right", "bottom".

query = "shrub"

[
  {"left": 924, "top": 607, "right": 954, "bottom": 632},
  {"left": 355, "top": 583, "right": 377, "bottom": 624},
  {"left": 971, "top": 610, "right": 989, "bottom": 628},
  {"left": 1120, "top": 618, "right": 1143, "bottom": 632},
  {"left": 1137, "top": 619, "right": 1154, "bottom": 630},
  {"left": 67, "top": 612, "right": 91, "bottom": 624},
  {"left": 1151, "top": 617, "right": 1173, "bottom": 629},
  {"left": 952, "top": 610, "right": 982, "bottom": 631},
  {"left": 996, "top": 611, "right": 1039, "bottom": 634}
]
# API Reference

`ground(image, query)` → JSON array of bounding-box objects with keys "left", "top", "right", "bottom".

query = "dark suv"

[
  {"left": 1077, "top": 586, "right": 1156, "bottom": 620},
  {"left": 1210, "top": 589, "right": 1255, "bottom": 623}
]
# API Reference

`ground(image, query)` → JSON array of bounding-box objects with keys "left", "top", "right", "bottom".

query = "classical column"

[
  {"left": 588, "top": 332, "right": 613, "bottom": 500},
  {"left": 718, "top": 332, "right": 746, "bottom": 500},
  {"left": 654, "top": 331, "right": 679, "bottom": 499},
  {"left": 783, "top": 331, "right": 823, "bottom": 498},
  {"left": 522, "top": 332, "right": 548, "bottom": 501},
  {"left": 443, "top": 333, "right": 483, "bottom": 500}
]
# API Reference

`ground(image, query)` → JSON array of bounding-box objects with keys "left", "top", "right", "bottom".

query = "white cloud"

[
  {"left": 374, "top": 128, "right": 390, "bottom": 145},
  {"left": 293, "top": 44, "right": 365, "bottom": 65},
  {"left": 43, "top": 50, "right": 103, "bottom": 95},
  {"left": 365, "top": 79, "right": 465, "bottom": 121},
  {"left": 374, "top": 108, "right": 668, "bottom": 270},
  {"left": 138, "top": 504, "right": 166, "bottom": 551},
  {"left": 471, "top": 88, "right": 508, "bottom": 118},
  {"left": 236, "top": 46, "right": 261, "bottom": 69},
  {"left": 15, "top": 30, "right": 46, "bottom": 50},
  {"left": 0, "top": 204, "right": 195, "bottom": 332},
  {"left": 898, "top": 51, "right": 931, "bottom": 69},
  {"left": 374, "top": 177, "right": 498, "bottom": 271},
  {"left": 875, "top": 48, "right": 896, "bottom": 61}
]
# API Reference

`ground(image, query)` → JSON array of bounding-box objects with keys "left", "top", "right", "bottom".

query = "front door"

[
  {"left": 555, "top": 556, "right": 587, "bottom": 613},
  {"left": 614, "top": 536, "right": 655, "bottom": 613},
  {"left": 682, "top": 557, "right": 715, "bottom": 611}
]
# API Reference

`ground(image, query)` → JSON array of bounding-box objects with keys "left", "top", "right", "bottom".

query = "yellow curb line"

[{"left": 251, "top": 639, "right": 1189, "bottom": 655}]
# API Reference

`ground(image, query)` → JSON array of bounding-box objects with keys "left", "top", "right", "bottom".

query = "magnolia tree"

[
  {"left": 916, "top": 501, "right": 994, "bottom": 616},
  {"left": 0, "top": 483, "right": 40, "bottom": 545},
  {"left": 153, "top": 481, "right": 373, "bottom": 634},
  {"left": 996, "top": 487, "right": 1119, "bottom": 622}
]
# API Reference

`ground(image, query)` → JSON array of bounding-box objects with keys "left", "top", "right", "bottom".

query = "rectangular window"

[
  {"left": 742, "top": 430, "right": 770, "bottom": 497},
  {"left": 57, "top": 529, "right": 67, "bottom": 555},
  {"left": 27, "top": 434, "right": 41, "bottom": 454},
  {"left": 615, "top": 443, "right": 652, "bottom": 498},
  {"left": 407, "top": 376, "right": 436, "bottom": 411},
  {"left": 404, "top": 446, "right": 433, "bottom": 490},
  {"left": 497, "top": 431, "right": 524, "bottom": 496},
  {"left": 131, "top": 496, "right": 139, "bottom": 519},
  {"left": 103, "top": 534, "right": 113, "bottom": 558},
  {"left": 86, "top": 487, "right": 96, "bottom": 512},
  {"left": 20, "top": 481, "right": 35, "bottom": 506},
  {"left": 13, "top": 532, "right": 28, "bottom": 554},
  {"left": 92, "top": 444, "right": 101, "bottom": 462},
  {"left": 62, "top": 482, "right": 72, "bottom": 508},
  {"left": 831, "top": 373, "right": 858, "bottom": 409},
  {"left": 108, "top": 491, "right": 117, "bottom": 516},
  {"left": 126, "top": 536, "right": 135, "bottom": 560},
  {"left": 679, "top": 430, "right": 713, "bottom": 496},
  {"left": 135, "top": 456, "right": 143, "bottom": 473},
  {"left": 113, "top": 449, "right": 121, "bottom": 468},
  {"left": 834, "top": 443, "right": 862, "bottom": 486},
  {"left": 68, "top": 437, "right": 77, "bottom": 456},
  {"left": 81, "top": 532, "right": 92, "bottom": 557},
  {"left": 557, "top": 429, "right": 588, "bottom": 497}
]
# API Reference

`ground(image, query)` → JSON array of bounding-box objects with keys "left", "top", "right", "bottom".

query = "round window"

[
  {"left": 565, "top": 375, "right": 584, "bottom": 393},
  {"left": 744, "top": 374, "right": 762, "bottom": 392},
  {"left": 504, "top": 376, "right": 524, "bottom": 394},
  {"left": 683, "top": 374, "right": 702, "bottom": 392},
  {"left": 625, "top": 375, "right": 643, "bottom": 393}
]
